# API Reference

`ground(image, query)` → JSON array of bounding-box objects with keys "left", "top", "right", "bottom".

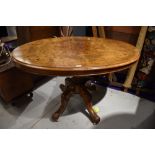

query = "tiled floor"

[{"left": 0, "top": 77, "right": 155, "bottom": 129}]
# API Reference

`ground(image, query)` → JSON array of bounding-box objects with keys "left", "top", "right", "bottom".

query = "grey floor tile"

[
  {"left": 0, "top": 77, "right": 65, "bottom": 128},
  {"left": 32, "top": 84, "right": 155, "bottom": 129},
  {"left": 0, "top": 77, "right": 155, "bottom": 129}
]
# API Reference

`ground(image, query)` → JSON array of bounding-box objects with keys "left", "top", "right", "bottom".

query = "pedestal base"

[{"left": 52, "top": 77, "right": 100, "bottom": 124}]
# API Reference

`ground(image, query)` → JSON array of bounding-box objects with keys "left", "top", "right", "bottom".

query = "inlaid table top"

[{"left": 12, "top": 37, "right": 139, "bottom": 76}]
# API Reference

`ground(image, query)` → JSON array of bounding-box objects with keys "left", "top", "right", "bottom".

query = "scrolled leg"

[
  {"left": 78, "top": 85, "right": 100, "bottom": 124},
  {"left": 60, "top": 84, "right": 66, "bottom": 92},
  {"left": 52, "top": 77, "right": 101, "bottom": 124},
  {"left": 52, "top": 89, "right": 73, "bottom": 121}
]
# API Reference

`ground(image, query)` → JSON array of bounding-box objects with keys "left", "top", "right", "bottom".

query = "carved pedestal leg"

[
  {"left": 52, "top": 89, "right": 73, "bottom": 121},
  {"left": 78, "top": 85, "right": 100, "bottom": 124},
  {"left": 52, "top": 77, "right": 100, "bottom": 124}
]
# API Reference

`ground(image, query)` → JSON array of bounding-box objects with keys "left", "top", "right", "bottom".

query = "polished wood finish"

[
  {"left": 52, "top": 77, "right": 100, "bottom": 124},
  {"left": 12, "top": 36, "right": 140, "bottom": 124},
  {"left": 12, "top": 37, "right": 139, "bottom": 76},
  {"left": 0, "top": 68, "right": 33, "bottom": 102},
  {"left": 16, "top": 26, "right": 60, "bottom": 81}
]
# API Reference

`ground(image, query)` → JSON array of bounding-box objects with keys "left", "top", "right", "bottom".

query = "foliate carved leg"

[
  {"left": 59, "top": 77, "right": 73, "bottom": 92},
  {"left": 52, "top": 88, "right": 73, "bottom": 121},
  {"left": 60, "top": 84, "right": 66, "bottom": 92},
  {"left": 78, "top": 85, "right": 100, "bottom": 124},
  {"left": 52, "top": 77, "right": 100, "bottom": 124}
]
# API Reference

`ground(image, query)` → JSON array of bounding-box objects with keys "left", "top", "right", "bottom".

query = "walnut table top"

[{"left": 12, "top": 37, "right": 139, "bottom": 76}]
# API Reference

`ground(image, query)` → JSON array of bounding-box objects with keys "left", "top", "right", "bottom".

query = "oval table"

[{"left": 12, "top": 37, "right": 139, "bottom": 124}]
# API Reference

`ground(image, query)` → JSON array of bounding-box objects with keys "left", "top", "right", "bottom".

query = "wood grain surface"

[{"left": 12, "top": 37, "right": 140, "bottom": 76}]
